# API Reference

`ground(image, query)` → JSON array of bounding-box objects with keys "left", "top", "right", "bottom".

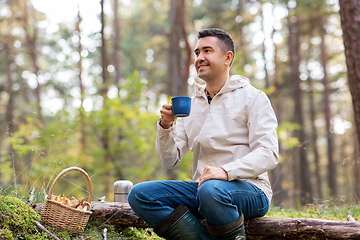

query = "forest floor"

[{"left": 1, "top": 189, "right": 359, "bottom": 240}]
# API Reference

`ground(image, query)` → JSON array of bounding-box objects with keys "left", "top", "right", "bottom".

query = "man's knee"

[
  {"left": 197, "top": 180, "right": 228, "bottom": 204},
  {"left": 128, "top": 183, "right": 140, "bottom": 205},
  {"left": 128, "top": 182, "right": 151, "bottom": 205}
]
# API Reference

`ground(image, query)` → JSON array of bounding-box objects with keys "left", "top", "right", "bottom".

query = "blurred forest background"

[{"left": 0, "top": 0, "right": 357, "bottom": 209}]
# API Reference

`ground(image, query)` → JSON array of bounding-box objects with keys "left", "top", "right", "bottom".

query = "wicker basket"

[{"left": 40, "top": 167, "right": 93, "bottom": 233}]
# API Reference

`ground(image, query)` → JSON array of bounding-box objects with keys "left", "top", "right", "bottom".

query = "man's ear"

[{"left": 224, "top": 51, "right": 234, "bottom": 66}]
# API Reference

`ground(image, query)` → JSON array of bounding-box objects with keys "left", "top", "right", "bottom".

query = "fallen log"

[
  {"left": 90, "top": 202, "right": 148, "bottom": 228},
  {"left": 245, "top": 217, "right": 360, "bottom": 239},
  {"left": 33, "top": 202, "right": 360, "bottom": 239}
]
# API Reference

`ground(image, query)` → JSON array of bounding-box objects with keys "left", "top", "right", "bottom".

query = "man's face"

[{"left": 194, "top": 36, "right": 230, "bottom": 81}]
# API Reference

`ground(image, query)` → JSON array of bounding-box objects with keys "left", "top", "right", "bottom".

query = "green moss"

[
  {"left": 0, "top": 191, "right": 75, "bottom": 240},
  {"left": 0, "top": 228, "right": 14, "bottom": 240},
  {"left": 0, "top": 193, "right": 42, "bottom": 239}
]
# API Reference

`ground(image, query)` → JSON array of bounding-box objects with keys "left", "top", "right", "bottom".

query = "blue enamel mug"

[{"left": 171, "top": 96, "right": 191, "bottom": 117}]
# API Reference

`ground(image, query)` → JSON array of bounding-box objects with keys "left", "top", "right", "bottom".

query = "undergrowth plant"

[{"left": 267, "top": 197, "right": 360, "bottom": 221}]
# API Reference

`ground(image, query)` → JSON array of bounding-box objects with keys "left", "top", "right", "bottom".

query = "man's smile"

[
  {"left": 198, "top": 65, "right": 208, "bottom": 70},
  {"left": 197, "top": 62, "right": 210, "bottom": 71}
]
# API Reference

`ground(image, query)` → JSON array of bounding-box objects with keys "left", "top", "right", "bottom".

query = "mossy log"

[{"left": 33, "top": 202, "right": 360, "bottom": 239}]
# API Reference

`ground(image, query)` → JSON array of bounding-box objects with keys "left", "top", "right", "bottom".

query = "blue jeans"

[{"left": 128, "top": 179, "right": 269, "bottom": 227}]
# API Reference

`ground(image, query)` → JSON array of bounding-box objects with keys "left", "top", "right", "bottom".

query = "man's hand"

[
  {"left": 198, "top": 166, "right": 228, "bottom": 188},
  {"left": 159, "top": 103, "right": 176, "bottom": 129}
]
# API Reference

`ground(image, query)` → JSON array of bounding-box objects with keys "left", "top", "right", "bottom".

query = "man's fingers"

[
  {"left": 198, "top": 177, "right": 206, "bottom": 189},
  {"left": 162, "top": 103, "right": 173, "bottom": 110},
  {"left": 160, "top": 104, "right": 175, "bottom": 118},
  {"left": 198, "top": 168, "right": 210, "bottom": 189},
  {"left": 198, "top": 166, "right": 228, "bottom": 189},
  {"left": 159, "top": 103, "right": 176, "bottom": 129}
]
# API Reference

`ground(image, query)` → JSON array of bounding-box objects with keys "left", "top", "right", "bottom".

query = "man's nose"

[{"left": 195, "top": 53, "right": 205, "bottom": 64}]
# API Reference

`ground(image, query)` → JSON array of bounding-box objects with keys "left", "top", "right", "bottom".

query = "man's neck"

[{"left": 205, "top": 74, "right": 229, "bottom": 98}]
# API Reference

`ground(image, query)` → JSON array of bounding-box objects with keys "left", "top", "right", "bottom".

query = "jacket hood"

[{"left": 194, "top": 75, "right": 251, "bottom": 98}]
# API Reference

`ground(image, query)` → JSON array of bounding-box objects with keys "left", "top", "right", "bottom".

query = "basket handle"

[{"left": 47, "top": 167, "right": 93, "bottom": 203}]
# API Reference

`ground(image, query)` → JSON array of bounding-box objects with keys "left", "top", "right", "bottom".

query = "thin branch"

[{"left": 35, "top": 221, "right": 61, "bottom": 240}]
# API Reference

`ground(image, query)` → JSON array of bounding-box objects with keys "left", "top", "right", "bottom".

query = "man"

[{"left": 128, "top": 28, "right": 279, "bottom": 240}]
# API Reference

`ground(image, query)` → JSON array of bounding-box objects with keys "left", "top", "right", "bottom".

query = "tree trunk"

[
  {"left": 4, "top": 39, "right": 15, "bottom": 187},
  {"left": 353, "top": 125, "right": 360, "bottom": 201},
  {"left": 100, "top": 0, "right": 108, "bottom": 97},
  {"left": 339, "top": 1, "right": 360, "bottom": 200},
  {"left": 167, "top": 0, "right": 191, "bottom": 97},
  {"left": 113, "top": 0, "right": 121, "bottom": 86},
  {"left": 5, "top": 41, "right": 14, "bottom": 140},
  {"left": 100, "top": 0, "right": 113, "bottom": 197},
  {"left": 236, "top": 0, "right": 248, "bottom": 71},
  {"left": 22, "top": 3, "right": 45, "bottom": 126},
  {"left": 270, "top": 27, "right": 286, "bottom": 207},
  {"left": 33, "top": 202, "right": 360, "bottom": 239},
  {"left": 305, "top": 28, "right": 323, "bottom": 201},
  {"left": 259, "top": 1, "right": 269, "bottom": 89},
  {"left": 320, "top": 23, "right": 337, "bottom": 198},
  {"left": 166, "top": 0, "right": 192, "bottom": 179},
  {"left": 76, "top": 7, "right": 87, "bottom": 165},
  {"left": 287, "top": 6, "right": 313, "bottom": 205},
  {"left": 308, "top": 75, "right": 323, "bottom": 201}
]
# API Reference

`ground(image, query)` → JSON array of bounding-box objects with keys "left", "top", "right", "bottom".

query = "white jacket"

[{"left": 156, "top": 75, "right": 279, "bottom": 201}]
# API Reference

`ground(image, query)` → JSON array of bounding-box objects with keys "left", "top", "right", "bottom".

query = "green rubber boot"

[
  {"left": 206, "top": 212, "right": 246, "bottom": 240},
  {"left": 153, "top": 205, "right": 212, "bottom": 240}
]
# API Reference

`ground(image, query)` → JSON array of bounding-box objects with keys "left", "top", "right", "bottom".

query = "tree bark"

[
  {"left": 320, "top": 22, "right": 337, "bottom": 198},
  {"left": 353, "top": 125, "right": 360, "bottom": 201},
  {"left": 270, "top": 26, "right": 287, "bottom": 207},
  {"left": 76, "top": 6, "right": 87, "bottom": 165},
  {"left": 22, "top": 3, "right": 45, "bottom": 126},
  {"left": 287, "top": 5, "right": 313, "bottom": 205},
  {"left": 306, "top": 29, "right": 323, "bottom": 201},
  {"left": 34, "top": 202, "right": 360, "bottom": 239},
  {"left": 4, "top": 38, "right": 15, "bottom": 187},
  {"left": 339, "top": 1, "right": 360, "bottom": 200},
  {"left": 259, "top": 1, "right": 269, "bottom": 89},
  {"left": 100, "top": 0, "right": 108, "bottom": 97},
  {"left": 308, "top": 75, "right": 323, "bottom": 201},
  {"left": 167, "top": 0, "right": 191, "bottom": 96},
  {"left": 236, "top": 0, "right": 248, "bottom": 71},
  {"left": 5, "top": 41, "right": 14, "bottom": 139},
  {"left": 100, "top": 0, "right": 113, "bottom": 197},
  {"left": 113, "top": 0, "right": 121, "bottom": 86}
]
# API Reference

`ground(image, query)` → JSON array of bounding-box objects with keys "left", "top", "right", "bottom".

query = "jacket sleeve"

[
  {"left": 156, "top": 118, "right": 190, "bottom": 169},
  {"left": 221, "top": 91, "right": 279, "bottom": 180}
]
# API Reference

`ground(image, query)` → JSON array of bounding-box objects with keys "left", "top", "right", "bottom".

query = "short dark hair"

[{"left": 197, "top": 28, "right": 235, "bottom": 65}]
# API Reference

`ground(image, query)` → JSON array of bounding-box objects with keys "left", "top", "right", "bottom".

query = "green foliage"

[
  {"left": 277, "top": 121, "right": 302, "bottom": 150},
  {"left": 2, "top": 71, "right": 174, "bottom": 199}
]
